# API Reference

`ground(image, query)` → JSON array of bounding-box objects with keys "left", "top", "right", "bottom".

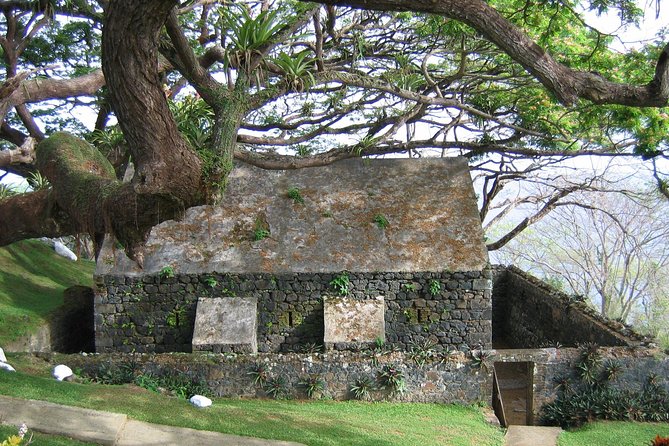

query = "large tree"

[{"left": 0, "top": 0, "right": 667, "bottom": 264}]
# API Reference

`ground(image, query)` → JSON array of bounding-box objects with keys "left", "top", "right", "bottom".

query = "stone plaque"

[
  {"left": 324, "top": 296, "right": 385, "bottom": 346},
  {"left": 192, "top": 297, "right": 257, "bottom": 353}
]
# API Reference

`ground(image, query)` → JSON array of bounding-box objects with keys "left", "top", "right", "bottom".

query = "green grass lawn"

[
  {"left": 558, "top": 421, "right": 669, "bottom": 446},
  {"left": 0, "top": 424, "right": 97, "bottom": 446},
  {"left": 0, "top": 240, "right": 95, "bottom": 345},
  {"left": 0, "top": 361, "right": 505, "bottom": 446}
]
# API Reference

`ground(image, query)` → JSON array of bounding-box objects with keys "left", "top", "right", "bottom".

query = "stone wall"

[
  {"left": 492, "top": 266, "right": 650, "bottom": 349},
  {"left": 64, "top": 350, "right": 493, "bottom": 404},
  {"left": 94, "top": 270, "right": 492, "bottom": 354},
  {"left": 494, "top": 347, "right": 669, "bottom": 423}
]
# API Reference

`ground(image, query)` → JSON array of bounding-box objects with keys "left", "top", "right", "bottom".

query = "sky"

[{"left": 1, "top": 1, "right": 668, "bottom": 190}]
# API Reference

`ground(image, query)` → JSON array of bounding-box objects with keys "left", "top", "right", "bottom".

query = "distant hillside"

[{"left": 0, "top": 239, "right": 95, "bottom": 347}]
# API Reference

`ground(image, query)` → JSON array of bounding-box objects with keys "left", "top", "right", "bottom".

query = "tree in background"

[
  {"left": 494, "top": 187, "right": 669, "bottom": 345},
  {"left": 0, "top": 0, "right": 667, "bottom": 263}
]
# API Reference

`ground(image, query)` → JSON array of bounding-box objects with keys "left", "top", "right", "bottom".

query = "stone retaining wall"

[
  {"left": 95, "top": 270, "right": 492, "bottom": 354},
  {"left": 64, "top": 350, "right": 493, "bottom": 404},
  {"left": 492, "top": 266, "right": 650, "bottom": 348}
]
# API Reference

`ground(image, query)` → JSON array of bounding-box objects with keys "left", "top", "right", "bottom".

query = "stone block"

[
  {"left": 472, "top": 279, "right": 492, "bottom": 290},
  {"left": 324, "top": 296, "right": 385, "bottom": 346},
  {"left": 192, "top": 297, "right": 258, "bottom": 353}
]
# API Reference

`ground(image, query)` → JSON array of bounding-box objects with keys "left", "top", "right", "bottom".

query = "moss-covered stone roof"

[{"left": 97, "top": 157, "right": 488, "bottom": 275}]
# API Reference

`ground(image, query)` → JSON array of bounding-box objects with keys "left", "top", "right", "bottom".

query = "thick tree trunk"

[
  {"left": 1, "top": 1, "right": 208, "bottom": 264},
  {"left": 0, "top": 188, "right": 76, "bottom": 245},
  {"left": 102, "top": 0, "right": 202, "bottom": 202}
]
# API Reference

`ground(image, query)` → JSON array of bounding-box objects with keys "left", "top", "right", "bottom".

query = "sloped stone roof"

[{"left": 97, "top": 157, "right": 488, "bottom": 276}]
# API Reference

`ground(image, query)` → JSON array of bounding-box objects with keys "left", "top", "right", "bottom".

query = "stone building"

[
  {"left": 90, "top": 157, "right": 665, "bottom": 425},
  {"left": 94, "top": 157, "right": 491, "bottom": 354}
]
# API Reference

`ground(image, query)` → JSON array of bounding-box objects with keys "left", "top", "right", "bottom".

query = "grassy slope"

[
  {"left": 559, "top": 421, "right": 669, "bottom": 446},
  {"left": 0, "top": 240, "right": 95, "bottom": 345},
  {"left": 0, "top": 360, "right": 505, "bottom": 446}
]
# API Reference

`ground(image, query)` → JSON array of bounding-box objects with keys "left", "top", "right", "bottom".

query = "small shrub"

[
  {"left": 378, "top": 364, "right": 406, "bottom": 394},
  {"left": 350, "top": 375, "right": 375, "bottom": 400},
  {"left": 94, "top": 361, "right": 137, "bottom": 385},
  {"left": 403, "top": 283, "right": 417, "bottom": 292},
  {"left": 299, "top": 374, "right": 325, "bottom": 399},
  {"left": 408, "top": 339, "right": 437, "bottom": 366},
  {"left": 428, "top": 279, "right": 441, "bottom": 296},
  {"left": 265, "top": 376, "right": 290, "bottom": 399},
  {"left": 471, "top": 349, "right": 494, "bottom": 369},
  {"left": 204, "top": 276, "right": 218, "bottom": 288},
  {"left": 330, "top": 272, "right": 350, "bottom": 296},
  {"left": 300, "top": 342, "right": 323, "bottom": 353},
  {"left": 166, "top": 305, "right": 185, "bottom": 328},
  {"left": 159, "top": 265, "right": 175, "bottom": 279},
  {"left": 134, "top": 373, "right": 161, "bottom": 393},
  {"left": 248, "top": 363, "right": 269, "bottom": 387},
  {"left": 373, "top": 214, "right": 389, "bottom": 229},
  {"left": 1, "top": 423, "right": 29, "bottom": 446},
  {"left": 159, "top": 370, "right": 212, "bottom": 399},
  {"left": 287, "top": 187, "right": 304, "bottom": 204},
  {"left": 253, "top": 217, "right": 270, "bottom": 241}
]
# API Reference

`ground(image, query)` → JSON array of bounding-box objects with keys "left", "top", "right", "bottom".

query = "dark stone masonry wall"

[
  {"left": 492, "top": 266, "right": 651, "bottom": 349},
  {"left": 95, "top": 270, "right": 493, "bottom": 354},
  {"left": 65, "top": 350, "right": 494, "bottom": 404}
]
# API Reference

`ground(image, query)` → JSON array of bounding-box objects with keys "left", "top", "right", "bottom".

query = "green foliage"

[
  {"left": 350, "top": 375, "right": 375, "bottom": 400},
  {"left": 27, "top": 171, "right": 50, "bottom": 190},
  {"left": 408, "top": 339, "right": 437, "bottom": 366},
  {"left": 300, "top": 342, "right": 323, "bottom": 353},
  {"left": 222, "top": 5, "right": 284, "bottom": 74},
  {"left": 373, "top": 214, "right": 389, "bottom": 229},
  {"left": 403, "top": 283, "right": 417, "bottom": 292},
  {"left": 329, "top": 272, "right": 350, "bottom": 296},
  {"left": 541, "top": 343, "right": 669, "bottom": 428},
  {"left": 377, "top": 364, "right": 406, "bottom": 395},
  {"left": 93, "top": 361, "right": 137, "bottom": 385},
  {"left": 558, "top": 421, "right": 669, "bottom": 446},
  {"left": 159, "top": 266, "right": 175, "bottom": 279},
  {"left": 286, "top": 186, "right": 304, "bottom": 204},
  {"left": 166, "top": 305, "right": 185, "bottom": 328},
  {"left": 428, "top": 280, "right": 441, "bottom": 296},
  {"left": 0, "top": 184, "right": 18, "bottom": 200},
  {"left": 264, "top": 376, "right": 290, "bottom": 399},
  {"left": 168, "top": 96, "right": 214, "bottom": 152},
  {"left": 247, "top": 363, "right": 269, "bottom": 386},
  {"left": 470, "top": 350, "right": 494, "bottom": 369},
  {"left": 253, "top": 216, "right": 270, "bottom": 241},
  {"left": 204, "top": 276, "right": 218, "bottom": 288},
  {"left": 299, "top": 374, "right": 325, "bottom": 399},
  {"left": 274, "top": 51, "right": 316, "bottom": 92}
]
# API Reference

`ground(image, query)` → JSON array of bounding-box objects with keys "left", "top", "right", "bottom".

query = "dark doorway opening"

[{"left": 493, "top": 361, "right": 534, "bottom": 426}]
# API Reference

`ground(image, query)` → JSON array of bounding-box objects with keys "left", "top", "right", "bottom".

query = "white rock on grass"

[
  {"left": 189, "top": 395, "right": 212, "bottom": 408},
  {"left": 0, "top": 362, "right": 15, "bottom": 372},
  {"left": 54, "top": 241, "right": 78, "bottom": 261},
  {"left": 0, "top": 347, "right": 6, "bottom": 363},
  {"left": 53, "top": 364, "right": 73, "bottom": 381}
]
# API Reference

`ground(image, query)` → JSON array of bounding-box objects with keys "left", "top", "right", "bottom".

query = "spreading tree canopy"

[{"left": 0, "top": 0, "right": 667, "bottom": 265}]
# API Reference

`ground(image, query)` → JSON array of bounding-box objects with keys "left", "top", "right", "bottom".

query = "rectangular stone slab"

[
  {"left": 192, "top": 297, "right": 257, "bottom": 353},
  {"left": 324, "top": 296, "right": 385, "bottom": 346}
]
